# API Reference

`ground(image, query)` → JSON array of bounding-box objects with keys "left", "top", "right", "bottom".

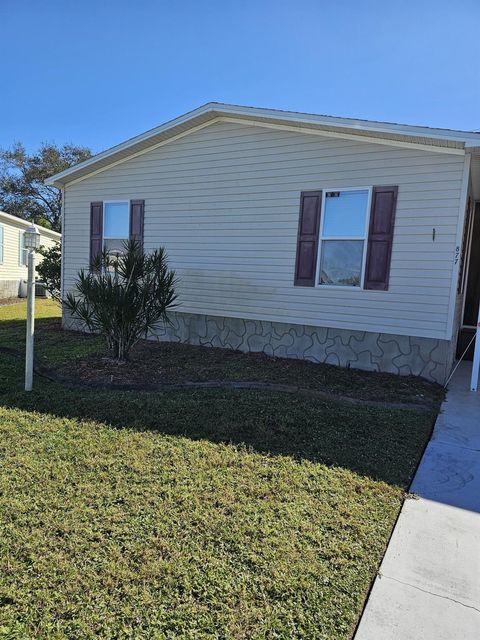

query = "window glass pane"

[
  {"left": 19, "top": 231, "right": 27, "bottom": 266},
  {"left": 323, "top": 190, "right": 369, "bottom": 237},
  {"left": 319, "top": 240, "right": 363, "bottom": 287},
  {"left": 104, "top": 238, "right": 127, "bottom": 255},
  {"left": 104, "top": 202, "right": 129, "bottom": 238}
]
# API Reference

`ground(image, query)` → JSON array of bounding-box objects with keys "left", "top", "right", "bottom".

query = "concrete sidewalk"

[{"left": 355, "top": 363, "right": 480, "bottom": 639}]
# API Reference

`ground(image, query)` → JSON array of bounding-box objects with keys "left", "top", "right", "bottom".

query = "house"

[
  {"left": 0, "top": 211, "right": 61, "bottom": 298},
  {"left": 45, "top": 103, "right": 480, "bottom": 384}
]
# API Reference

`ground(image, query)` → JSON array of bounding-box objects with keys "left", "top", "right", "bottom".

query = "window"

[
  {"left": 103, "top": 201, "right": 129, "bottom": 255},
  {"left": 317, "top": 188, "right": 371, "bottom": 287},
  {"left": 0, "top": 225, "right": 3, "bottom": 264},
  {"left": 19, "top": 230, "right": 28, "bottom": 266}
]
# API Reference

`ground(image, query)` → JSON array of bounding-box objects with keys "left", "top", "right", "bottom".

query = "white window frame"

[
  {"left": 103, "top": 200, "right": 130, "bottom": 250},
  {"left": 315, "top": 186, "right": 373, "bottom": 290},
  {"left": 0, "top": 225, "right": 3, "bottom": 264},
  {"left": 18, "top": 230, "right": 28, "bottom": 266}
]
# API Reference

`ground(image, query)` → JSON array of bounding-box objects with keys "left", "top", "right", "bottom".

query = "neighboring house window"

[
  {"left": 317, "top": 188, "right": 371, "bottom": 287},
  {"left": 0, "top": 225, "right": 3, "bottom": 264},
  {"left": 18, "top": 230, "right": 28, "bottom": 266},
  {"left": 103, "top": 201, "right": 129, "bottom": 255}
]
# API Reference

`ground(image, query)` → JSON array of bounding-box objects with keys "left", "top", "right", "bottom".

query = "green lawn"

[{"left": 0, "top": 301, "right": 436, "bottom": 639}]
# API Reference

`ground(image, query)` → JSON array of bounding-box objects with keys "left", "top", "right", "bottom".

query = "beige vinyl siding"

[
  {"left": 63, "top": 120, "right": 466, "bottom": 340},
  {"left": 0, "top": 217, "right": 59, "bottom": 282}
]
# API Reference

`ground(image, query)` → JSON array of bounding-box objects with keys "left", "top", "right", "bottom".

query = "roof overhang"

[
  {"left": 45, "top": 102, "right": 480, "bottom": 188},
  {"left": 0, "top": 210, "right": 61, "bottom": 238}
]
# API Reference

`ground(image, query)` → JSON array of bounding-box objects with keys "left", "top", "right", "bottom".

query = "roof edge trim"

[
  {"left": 0, "top": 210, "right": 61, "bottom": 236},
  {"left": 45, "top": 102, "right": 477, "bottom": 187}
]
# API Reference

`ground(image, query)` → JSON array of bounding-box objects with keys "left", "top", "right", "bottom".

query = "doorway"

[{"left": 457, "top": 202, "right": 480, "bottom": 360}]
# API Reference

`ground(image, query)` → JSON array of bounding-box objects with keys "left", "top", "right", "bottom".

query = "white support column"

[
  {"left": 470, "top": 299, "right": 480, "bottom": 392},
  {"left": 25, "top": 249, "right": 35, "bottom": 391}
]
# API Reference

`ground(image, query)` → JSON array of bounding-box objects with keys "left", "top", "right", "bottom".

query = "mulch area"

[
  {"left": 56, "top": 338, "right": 444, "bottom": 409},
  {"left": 0, "top": 297, "right": 21, "bottom": 306}
]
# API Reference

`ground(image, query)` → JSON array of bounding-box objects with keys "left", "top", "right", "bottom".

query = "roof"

[
  {"left": 0, "top": 211, "right": 61, "bottom": 238},
  {"left": 45, "top": 102, "right": 480, "bottom": 187}
]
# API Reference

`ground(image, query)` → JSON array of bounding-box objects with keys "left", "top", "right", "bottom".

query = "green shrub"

[
  {"left": 64, "top": 240, "right": 177, "bottom": 360},
  {"left": 36, "top": 241, "right": 61, "bottom": 302}
]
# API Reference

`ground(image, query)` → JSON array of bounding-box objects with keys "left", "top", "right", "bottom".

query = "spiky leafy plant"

[{"left": 64, "top": 240, "right": 177, "bottom": 361}]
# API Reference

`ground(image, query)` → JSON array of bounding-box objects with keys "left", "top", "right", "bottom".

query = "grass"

[
  {"left": 0, "top": 300, "right": 103, "bottom": 368},
  {"left": 0, "top": 301, "right": 437, "bottom": 639}
]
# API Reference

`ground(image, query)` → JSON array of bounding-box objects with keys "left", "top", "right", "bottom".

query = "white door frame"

[
  {"left": 471, "top": 301, "right": 480, "bottom": 391},
  {"left": 469, "top": 203, "right": 480, "bottom": 391}
]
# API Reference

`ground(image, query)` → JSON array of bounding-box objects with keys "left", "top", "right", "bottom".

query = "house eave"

[
  {"left": 45, "top": 102, "right": 480, "bottom": 188},
  {"left": 0, "top": 210, "right": 61, "bottom": 238}
]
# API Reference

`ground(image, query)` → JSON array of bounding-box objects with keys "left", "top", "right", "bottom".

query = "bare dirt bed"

[
  {"left": 0, "top": 297, "right": 21, "bottom": 306},
  {"left": 57, "top": 338, "right": 444, "bottom": 408}
]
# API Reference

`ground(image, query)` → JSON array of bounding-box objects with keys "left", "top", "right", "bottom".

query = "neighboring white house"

[
  {"left": 46, "top": 103, "right": 480, "bottom": 384},
  {"left": 0, "top": 211, "right": 61, "bottom": 298}
]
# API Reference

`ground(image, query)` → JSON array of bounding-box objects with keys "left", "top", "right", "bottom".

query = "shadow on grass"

[
  {"left": 0, "top": 316, "right": 103, "bottom": 365},
  {"left": 1, "top": 311, "right": 446, "bottom": 404},
  {"left": 0, "top": 363, "right": 436, "bottom": 491}
]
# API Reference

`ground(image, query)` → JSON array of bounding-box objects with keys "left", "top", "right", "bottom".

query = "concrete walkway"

[{"left": 355, "top": 362, "right": 480, "bottom": 639}]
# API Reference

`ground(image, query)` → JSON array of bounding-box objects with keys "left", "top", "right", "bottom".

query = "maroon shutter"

[
  {"left": 90, "top": 201, "right": 103, "bottom": 269},
  {"left": 364, "top": 186, "right": 398, "bottom": 291},
  {"left": 130, "top": 199, "right": 144, "bottom": 247},
  {"left": 294, "top": 191, "right": 322, "bottom": 286}
]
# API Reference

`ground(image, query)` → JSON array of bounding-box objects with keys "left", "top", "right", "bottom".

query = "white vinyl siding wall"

[
  {"left": 62, "top": 121, "right": 466, "bottom": 340},
  {"left": 0, "top": 218, "right": 59, "bottom": 282}
]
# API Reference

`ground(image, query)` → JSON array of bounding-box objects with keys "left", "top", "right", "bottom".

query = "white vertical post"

[
  {"left": 25, "top": 249, "right": 35, "bottom": 391},
  {"left": 470, "top": 299, "right": 480, "bottom": 392}
]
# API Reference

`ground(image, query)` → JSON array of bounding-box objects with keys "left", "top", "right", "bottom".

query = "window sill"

[{"left": 316, "top": 284, "right": 364, "bottom": 291}]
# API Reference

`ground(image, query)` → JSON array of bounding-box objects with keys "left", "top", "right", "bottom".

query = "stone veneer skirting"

[
  {"left": 149, "top": 311, "right": 453, "bottom": 384},
  {"left": 63, "top": 309, "right": 454, "bottom": 384}
]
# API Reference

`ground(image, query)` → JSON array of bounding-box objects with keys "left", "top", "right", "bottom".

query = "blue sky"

[{"left": 1, "top": 0, "right": 479, "bottom": 154}]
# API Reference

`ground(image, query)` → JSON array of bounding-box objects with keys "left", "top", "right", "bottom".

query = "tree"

[
  {"left": 36, "top": 242, "right": 62, "bottom": 303},
  {"left": 0, "top": 142, "right": 92, "bottom": 231},
  {"left": 64, "top": 241, "right": 178, "bottom": 361}
]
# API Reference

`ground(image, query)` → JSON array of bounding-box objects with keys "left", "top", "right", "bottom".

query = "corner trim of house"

[
  {"left": 60, "top": 186, "right": 66, "bottom": 302},
  {"left": 446, "top": 153, "right": 471, "bottom": 340}
]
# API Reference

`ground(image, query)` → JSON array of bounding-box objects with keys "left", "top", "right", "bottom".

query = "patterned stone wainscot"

[
  {"left": 149, "top": 311, "right": 453, "bottom": 385},
  {"left": 63, "top": 309, "right": 453, "bottom": 384}
]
